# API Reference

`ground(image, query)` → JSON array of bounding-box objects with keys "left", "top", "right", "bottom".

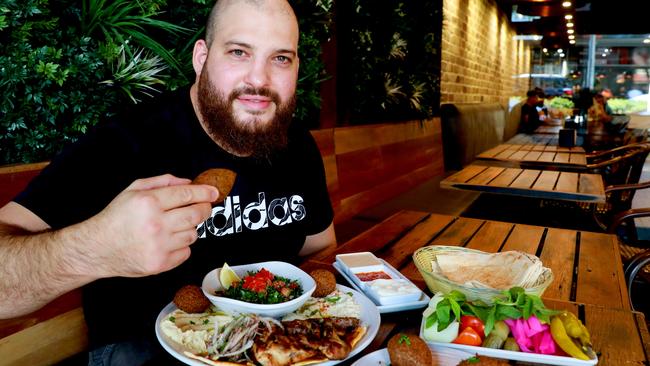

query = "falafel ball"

[
  {"left": 387, "top": 333, "right": 434, "bottom": 366},
  {"left": 173, "top": 285, "right": 211, "bottom": 313},
  {"left": 310, "top": 269, "right": 337, "bottom": 297}
]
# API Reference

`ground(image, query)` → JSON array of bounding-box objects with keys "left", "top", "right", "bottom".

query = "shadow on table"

[{"left": 459, "top": 193, "right": 603, "bottom": 233}]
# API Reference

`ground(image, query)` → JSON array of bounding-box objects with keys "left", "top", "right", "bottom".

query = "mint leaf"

[
  {"left": 484, "top": 305, "right": 496, "bottom": 336},
  {"left": 497, "top": 304, "right": 522, "bottom": 320},
  {"left": 450, "top": 298, "right": 462, "bottom": 321},
  {"left": 425, "top": 313, "right": 438, "bottom": 329}
]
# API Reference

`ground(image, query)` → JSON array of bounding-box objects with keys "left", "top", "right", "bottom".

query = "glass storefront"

[{"left": 528, "top": 35, "right": 649, "bottom": 114}]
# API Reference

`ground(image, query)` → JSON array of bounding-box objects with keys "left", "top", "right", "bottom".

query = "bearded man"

[{"left": 0, "top": 0, "right": 336, "bottom": 364}]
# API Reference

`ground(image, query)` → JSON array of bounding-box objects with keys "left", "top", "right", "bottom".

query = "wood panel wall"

[{"left": 316, "top": 118, "right": 445, "bottom": 224}]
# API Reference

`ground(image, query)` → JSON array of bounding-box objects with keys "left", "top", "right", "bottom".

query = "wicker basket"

[{"left": 413, "top": 245, "right": 553, "bottom": 304}]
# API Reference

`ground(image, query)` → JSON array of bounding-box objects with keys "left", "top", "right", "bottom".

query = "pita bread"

[
  {"left": 184, "top": 351, "right": 255, "bottom": 366},
  {"left": 434, "top": 250, "right": 546, "bottom": 290}
]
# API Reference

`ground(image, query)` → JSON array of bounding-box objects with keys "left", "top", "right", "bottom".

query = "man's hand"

[{"left": 84, "top": 174, "right": 217, "bottom": 278}]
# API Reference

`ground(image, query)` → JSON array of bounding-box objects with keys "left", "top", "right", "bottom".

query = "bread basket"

[{"left": 413, "top": 245, "right": 553, "bottom": 304}]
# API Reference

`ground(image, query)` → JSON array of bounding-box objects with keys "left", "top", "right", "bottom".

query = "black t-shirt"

[
  {"left": 519, "top": 103, "right": 542, "bottom": 133},
  {"left": 15, "top": 89, "right": 333, "bottom": 348}
]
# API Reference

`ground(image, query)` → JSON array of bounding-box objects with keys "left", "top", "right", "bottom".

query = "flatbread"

[
  {"left": 184, "top": 352, "right": 255, "bottom": 366},
  {"left": 179, "top": 325, "right": 367, "bottom": 366},
  {"left": 434, "top": 250, "right": 546, "bottom": 290}
]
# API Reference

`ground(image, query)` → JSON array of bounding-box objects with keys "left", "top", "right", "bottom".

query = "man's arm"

[
  {"left": 299, "top": 222, "right": 336, "bottom": 257},
  {"left": 0, "top": 174, "right": 217, "bottom": 319}
]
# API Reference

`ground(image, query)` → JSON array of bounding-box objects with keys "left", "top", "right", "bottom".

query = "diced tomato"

[
  {"left": 243, "top": 276, "right": 268, "bottom": 293},
  {"left": 460, "top": 315, "right": 485, "bottom": 340},
  {"left": 453, "top": 327, "right": 483, "bottom": 346},
  {"left": 256, "top": 268, "right": 274, "bottom": 282}
]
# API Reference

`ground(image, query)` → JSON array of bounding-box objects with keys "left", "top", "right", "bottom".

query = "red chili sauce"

[{"left": 355, "top": 271, "right": 391, "bottom": 282}]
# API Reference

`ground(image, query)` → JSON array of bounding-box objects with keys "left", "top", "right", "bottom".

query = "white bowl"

[{"left": 201, "top": 261, "right": 316, "bottom": 318}]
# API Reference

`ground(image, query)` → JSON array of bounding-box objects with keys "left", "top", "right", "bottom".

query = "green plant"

[
  {"left": 342, "top": 0, "right": 441, "bottom": 123},
  {"left": 81, "top": 0, "right": 189, "bottom": 74},
  {"left": 547, "top": 97, "right": 574, "bottom": 109},
  {"left": 100, "top": 46, "right": 168, "bottom": 103},
  {"left": 0, "top": 0, "right": 333, "bottom": 165},
  {"left": 0, "top": 0, "right": 118, "bottom": 164},
  {"left": 607, "top": 98, "right": 647, "bottom": 114}
]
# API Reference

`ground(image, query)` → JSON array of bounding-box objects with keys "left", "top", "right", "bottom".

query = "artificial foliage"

[
  {"left": 0, "top": 0, "right": 332, "bottom": 164},
  {"left": 340, "top": 0, "right": 441, "bottom": 123}
]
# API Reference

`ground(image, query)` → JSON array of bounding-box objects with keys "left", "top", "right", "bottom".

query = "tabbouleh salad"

[{"left": 217, "top": 268, "right": 303, "bottom": 304}]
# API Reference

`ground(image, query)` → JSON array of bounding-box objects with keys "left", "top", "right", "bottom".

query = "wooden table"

[
  {"left": 440, "top": 164, "right": 605, "bottom": 202},
  {"left": 301, "top": 210, "right": 650, "bottom": 365},
  {"left": 507, "top": 134, "right": 584, "bottom": 148},
  {"left": 477, "top": 143, "right": 587, "bottom": 167}
]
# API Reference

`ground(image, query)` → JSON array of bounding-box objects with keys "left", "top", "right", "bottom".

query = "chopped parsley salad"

[{"left": 217, "top": 268, "right": 303, "bottom": 304}]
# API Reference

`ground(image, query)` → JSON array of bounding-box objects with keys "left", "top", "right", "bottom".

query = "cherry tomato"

[
  {"left": 460, "top": 315, "right": 485, "bottom": 340},
  {"left": 453, "top": 326, "right": 483, "bottom": 346}
]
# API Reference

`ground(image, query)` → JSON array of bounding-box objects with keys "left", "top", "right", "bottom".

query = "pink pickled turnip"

[{"left": 504, "top": 316, "right": 559, "bottom": 355}]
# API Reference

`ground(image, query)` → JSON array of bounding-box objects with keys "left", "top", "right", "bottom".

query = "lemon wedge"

[{"left": 219, "top": 262, "right": 241, "bottom": 289}]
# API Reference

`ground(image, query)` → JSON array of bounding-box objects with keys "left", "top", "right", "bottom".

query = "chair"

[
  {"left": 607, "top": 210, "right": 650, "bottom": 312},
  {"left": 585, "top": 142, "right": 650, "bottom": 187}
]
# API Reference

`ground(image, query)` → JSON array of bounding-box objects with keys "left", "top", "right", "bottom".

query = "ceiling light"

[
  {"left": 569, "top": 40, "right": 576, "bottom": 44},
  {"left": 602, "top": 53, "right": 607, "bottom": 57},
  {"left": 566, "top": 22, "right": 574, "bottom": 28},
  {"left": 568, "top": 35, "right": 575, "bottom": 40},
  {"left": 567, "top": 29, "right": 575, "bottom": 34},
  {"left": 543, "top": 47, "right": 548, "bottom": 53},
  {"left": 562, "top": 1, "right": 572, "bottom": 7},
  {"left": 564, "top": 14, "right": 573, "bottom": 20},
  {"left": 644, "top": 39, "right": 650, "bottom": 44}
]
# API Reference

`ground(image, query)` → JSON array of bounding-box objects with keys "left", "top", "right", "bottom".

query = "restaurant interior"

[{"left": 1, "top": 0, "right": 650, "bottom": 365}]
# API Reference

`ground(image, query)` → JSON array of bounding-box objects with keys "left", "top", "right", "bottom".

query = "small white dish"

[
  {"left": 336, "top": 252, "right": 385, "bottom": 275},
  {"left": 351, "top": 348, "right": 390, "bottom": 366},
  {"left": 201, "top": 261, "right": 316, "bottom": 318},
  {"left": 333, "top": 260, "right": 430, "bottom": 313},
  {"left": 366, "top": 278, "right": 422, "bottom": 305}
]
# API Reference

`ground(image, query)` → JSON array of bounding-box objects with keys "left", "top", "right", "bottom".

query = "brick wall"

[{"left": 441, "top": 0, "right": 531, "bottom": 106}]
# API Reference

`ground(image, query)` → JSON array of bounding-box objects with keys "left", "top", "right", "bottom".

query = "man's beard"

[{"left": 197, "top": 68, "right": 296, "bottom": 160}]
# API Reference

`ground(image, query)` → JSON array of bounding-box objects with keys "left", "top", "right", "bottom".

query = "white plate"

[
  {"left": 419, "top": 318, "right": 598, "bottom": 366},
  {"left": 333, "top": 261, "right": 430, "bottom": 313},
  {"left": 155, "top": 284, "right": 380, "bottom": 366},
  {"left": 351, "top": 348, "right": 390, "bottom": 366},
  {"left": 351, "top": 347, "right": 473, "bottom": 366}
]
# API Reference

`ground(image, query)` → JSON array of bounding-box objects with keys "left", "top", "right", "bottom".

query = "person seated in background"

[
  {"left": 519, "top": 90, "right": 545, "bottom": 133},
  {"left": 588, "top": 93, "right": 614, "bottom": 124}
]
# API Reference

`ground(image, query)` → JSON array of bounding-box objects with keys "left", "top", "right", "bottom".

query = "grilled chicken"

[
  {"left": 253, "top": 326, "right": 318, "bottom": 366},
  {"left": 252, "top": 317, "right": 360, "bottom": 365}
]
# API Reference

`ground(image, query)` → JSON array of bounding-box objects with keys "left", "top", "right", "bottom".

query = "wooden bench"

[
  {"left": 440, "top": 103, "right": 521, "bottom": 170},
  {"left": 0, "top": 119, "right": 445, "bottom": 365}
]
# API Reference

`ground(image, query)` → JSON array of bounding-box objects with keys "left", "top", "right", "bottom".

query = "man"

[
  {"left": 519, "top": 89, "right": 545, "bottom": 134},
  {"left": 588, "top": 93, "right": 614, "bottom": 124},
  {"left": 0, "top": 0, "right": 336, "bottom": 364}
]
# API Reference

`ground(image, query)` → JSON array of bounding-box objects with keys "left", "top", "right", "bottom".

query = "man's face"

[{"left": 194, "top": 1, "right": 300, "bottom": 157}]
